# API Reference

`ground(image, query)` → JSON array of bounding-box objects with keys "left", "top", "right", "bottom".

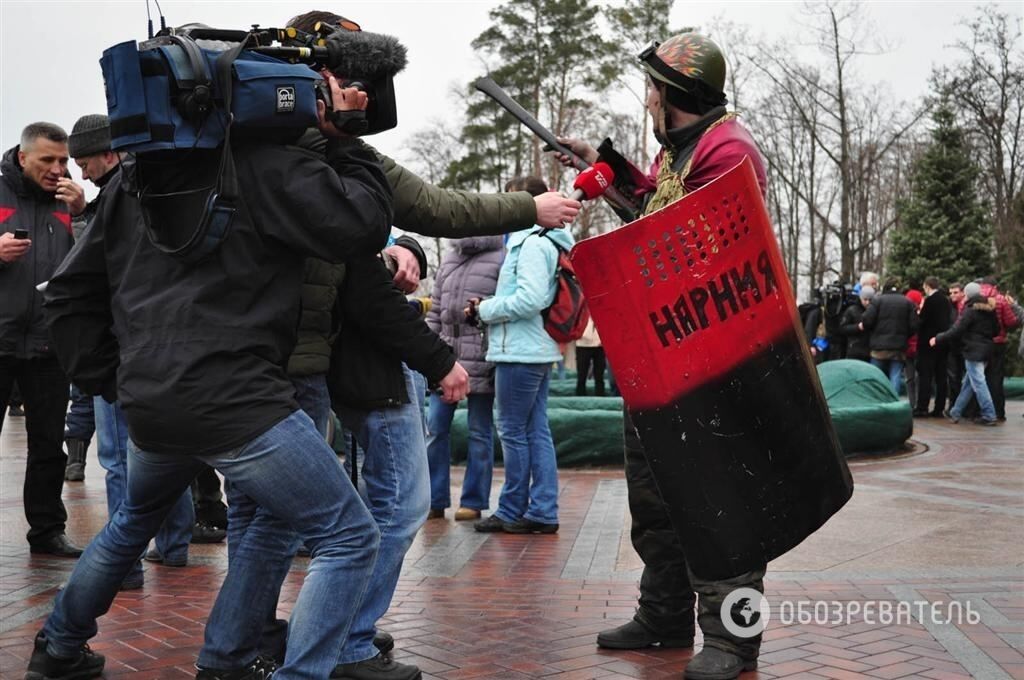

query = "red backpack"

[{"left": 532, "top": 230, "right": 591, "bottom": 343}]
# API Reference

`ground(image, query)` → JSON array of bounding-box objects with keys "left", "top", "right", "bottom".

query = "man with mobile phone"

[{"left": 0, "top": 121, "right": 83, "bottom": 558}]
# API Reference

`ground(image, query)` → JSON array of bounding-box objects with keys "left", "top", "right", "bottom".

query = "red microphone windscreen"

[{"left": 572, "top": 161, "right": 615, "bottom": 200}]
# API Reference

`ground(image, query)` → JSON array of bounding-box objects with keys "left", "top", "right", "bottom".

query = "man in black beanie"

[
  {"left": 60, "top": 115, "right": 120, "bottom": 483},
  {"left": 67, "top": 114, "right": 195, "bottom": 585}
]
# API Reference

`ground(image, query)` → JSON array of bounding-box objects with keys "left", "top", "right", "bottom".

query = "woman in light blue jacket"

[{"left": 469, "top": 176, "right": 574, "bottom": 534}]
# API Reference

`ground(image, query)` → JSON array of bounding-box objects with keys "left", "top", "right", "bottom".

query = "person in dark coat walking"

[
  {"left": 915, "top": 276, "right": 954, "bottom": 417},
  {"left": 425, "top": 236, "right": 505, "bottom": 521},
  {"left": 838, "top": 286, "right": 874, "bottom": 361},
  {"left": 931, "top": 282, "right": 999, "bottom": 424}
]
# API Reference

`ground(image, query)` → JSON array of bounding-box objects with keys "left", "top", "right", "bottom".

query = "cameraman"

[
  {"left": 839, "top": 286, "right": 875, "bottom": 362},
  {"left": 28, "top": 75, "right": 392, "bottom": 680},
  {"left": 212, "top": 13, "right": 583, "bottom": 680}
]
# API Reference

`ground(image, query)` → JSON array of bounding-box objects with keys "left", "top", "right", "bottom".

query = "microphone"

[
  {"left": 323, "top": 30, "right": 408, "bottom": 81},
  {"left": 570, "top": 162, "right": 615, "bottom": 202}
]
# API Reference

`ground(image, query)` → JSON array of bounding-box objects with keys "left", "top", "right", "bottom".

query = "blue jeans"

[
  {"left": 426, "top": 392, "right": 494, "bottom": 511},
  {"left": 64, "top": 384, "right": 95, "bottom": 441},
  {"left": 950, "top": 359, "right": 995, "bottom": 421},
  {"left": 94, "top": 398, "right": 193, "bottom": 574},
  {"left": 335, "top": 365, "right": 430, "bottom": 664},
  {"left": 493, "top": 363, "right": 558, "bottom": 525},
  {"left": 42, "top": 410, "right": 379, "bottom": 680},
  {"left": 871, "top": 357, "right": 904, "bottom": 396},
  {"left": 291, "top": 373, "right": 331, "bottom": 438}
]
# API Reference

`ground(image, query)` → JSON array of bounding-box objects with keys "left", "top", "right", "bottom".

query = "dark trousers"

[
  {"left": 986, "top": 345, "right": 1007, "bottom": 419},
  {"left": 575, "top": 346, "right": 606, "bottom": 396},
  {"left": 916, "top": 345, "right": 949, "bottom": 414},
  {"left": 0, "top": 356, "right": 71, "bottom": 543},
  {"left": 622, "top": 408, "right": 763, "bottom": 658},
  {"left": 64, "top": 383, "right": 96, "bottom": 441},
  {"left": 192, "top": 465, "right": 227, "bottom": 526},
  {"left": 948, "top": 350, "right": 965, "bottom": 408}
]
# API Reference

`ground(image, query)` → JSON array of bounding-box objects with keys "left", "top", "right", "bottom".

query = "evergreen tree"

[
  {"left": 444, "top": 0, "right": 619, "bottom": 192},
  {"left": 888, "top": 104, "right": 992, "bottom": 286}
]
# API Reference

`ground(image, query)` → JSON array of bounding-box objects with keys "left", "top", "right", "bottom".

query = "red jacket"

[
  {"left": 980, "top": 282, "right": 1021, "bottom": 344},
  {"left": 904, "top": 289, "right": 923, "bottom": 357},
  {"left": 647, "top": 117, "right": 768, "bottom": 197}
]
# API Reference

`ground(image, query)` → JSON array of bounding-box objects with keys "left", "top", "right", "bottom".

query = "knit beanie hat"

[
  {"left": 860, "top": 285, "right": 875, "bottom": 301},
  {"left": 964, "top": 282, "right": 982, "bottom": 299},
  {"left": 68, "top": 114, "right": 111, "bottom": 158}
]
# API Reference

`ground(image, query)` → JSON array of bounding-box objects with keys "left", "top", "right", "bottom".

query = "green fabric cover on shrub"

[
  {"left": 447, "top": 395, "right": 624, "bottom": 467},
  {"left": 817, "top": 360, "right": 912, "bottom": 456},
  {"left": 444, "top": 360, "right": 915, "bottom": 466},
  {"left": 1005, "top": 377, "right": 1024, "bottom": 400}
]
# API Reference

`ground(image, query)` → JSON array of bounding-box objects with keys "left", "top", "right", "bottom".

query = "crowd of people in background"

[{"left": 803, "top": 271, "right": 1023, "bottom": 425}]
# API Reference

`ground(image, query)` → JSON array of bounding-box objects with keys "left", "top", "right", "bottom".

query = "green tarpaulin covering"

[
  {"left": 1005, "top": 377, "right": 1024, "bottom": 400},
  {"left": 446, "top": 361, "right": 915, "bottom": 465},
  {"left": 817, "top": 360, "right": 913, "bottom": 456}
]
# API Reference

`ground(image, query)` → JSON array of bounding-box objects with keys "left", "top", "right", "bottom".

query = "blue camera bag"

[{"left": 101, "top": 39, "right": 320, "bottom": 152}]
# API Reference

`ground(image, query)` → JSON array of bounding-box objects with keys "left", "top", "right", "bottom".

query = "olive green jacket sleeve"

[
  {"left": 295, "top": 130, "right": 537, "bottom": 237},
  {"left": 378, "top": 151, "right": 537, "bottom": 237}
]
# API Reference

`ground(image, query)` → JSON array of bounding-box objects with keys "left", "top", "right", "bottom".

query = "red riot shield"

[{"left": 571, "top": 157, "right": 853, "bottom": 580}]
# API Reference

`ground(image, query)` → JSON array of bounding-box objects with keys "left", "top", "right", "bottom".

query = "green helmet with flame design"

[{"left": 639, "top": 32, "right": 727, "bottom": 113}]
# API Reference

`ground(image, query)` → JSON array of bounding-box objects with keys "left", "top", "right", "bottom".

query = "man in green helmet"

[{"left": 555, "top": 32, "right": 769, "bottom": 680}]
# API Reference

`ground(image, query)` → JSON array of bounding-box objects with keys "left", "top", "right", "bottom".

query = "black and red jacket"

[{"left": 0, "top": 145, "right": 75, "bottom": 359}]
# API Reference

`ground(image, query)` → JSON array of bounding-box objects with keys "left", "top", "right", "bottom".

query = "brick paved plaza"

[{"left": 1, "top": 404, "right": 1022, "bottom": 679}]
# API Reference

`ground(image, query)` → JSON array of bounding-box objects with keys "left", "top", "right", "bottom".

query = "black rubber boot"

[
  {"left": 64, "top": 439, "right": 88, "bottom": 482},
  {"left": 597, "top": 617, "right": 694, "bottom": 649},
  {"left": 686, "top": 568, "right": 764, "bottom": 680},
  {"left": 684, "top": 646, "right": 757, "bottom": 680}
]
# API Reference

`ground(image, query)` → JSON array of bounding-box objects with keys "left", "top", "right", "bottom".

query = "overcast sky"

[{"left": 2, "top": 0, "right": 1021, "bottom": 196}]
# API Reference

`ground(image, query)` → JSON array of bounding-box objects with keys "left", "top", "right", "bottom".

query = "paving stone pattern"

[{"left": 1, "top": 403, "right": 1021, "bottom": 678}]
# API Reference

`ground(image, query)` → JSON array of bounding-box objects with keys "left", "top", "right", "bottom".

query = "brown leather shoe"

[{"left": 453, "top": 507, "right": 481, "bottom": 521}]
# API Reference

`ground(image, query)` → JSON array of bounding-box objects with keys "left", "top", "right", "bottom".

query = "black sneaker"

[
  {"left": 8, "top": 404, "right": 25, "bottom": 417},
  {"left": 144, "top": 547, "right": 188, "bottom": 567},
  {"left": 473, "top": 515, "right": 507, "bottom": 533},
  {"left": 331, "top": 653, "right": 421, "bottom": 680},
  {"left": 25, "top": 631, "right": 105, "bottom": 680},
  {"left": 191, "top": 521, "right": 227, "bottom": 545},
  {"left": 196, "top": 655, "right": 276, "bottom": 680},
  {"left": 503, "top": 518, "right": 558, "bottom": 534}
]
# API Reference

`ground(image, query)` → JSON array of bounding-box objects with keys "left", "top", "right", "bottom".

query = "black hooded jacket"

[
  {"left": 0, "top": 146, "right": 76, "bottom": 359},
  {"left": 43, "top": 138, "right": 392, "bottom": 455},
  {"left": 328, "top": 244, "right": 456, "bottom": 411},
  {"left": 934, "top": 295, "right": 998, "bottom": 362}
]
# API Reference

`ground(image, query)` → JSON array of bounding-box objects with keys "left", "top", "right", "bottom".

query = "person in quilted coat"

[{"left": 425, "top": 236, "right": 505, "bottom": 521}]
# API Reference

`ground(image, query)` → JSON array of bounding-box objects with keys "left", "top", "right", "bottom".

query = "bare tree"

[
  {"left": 403, "top": 120, "right": 466, "bottom": 277},
  {"left": 936, "top": 5, "right": 1024, "bottom": 285},
  {"left": 748, "top": 1, "right": 923, "bottom": 283}
]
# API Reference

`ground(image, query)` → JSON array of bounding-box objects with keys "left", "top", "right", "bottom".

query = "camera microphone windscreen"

[
  {"left": 324, "top": 30, "right": 407, "bottom": 81},
  {"left": 571, "top": 162, "right": 615, "bottom": 201}
]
